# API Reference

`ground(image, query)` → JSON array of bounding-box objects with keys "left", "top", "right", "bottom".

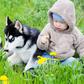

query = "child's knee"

[{"left": 61, "top": 57, "right": 78, "bottom": 65}]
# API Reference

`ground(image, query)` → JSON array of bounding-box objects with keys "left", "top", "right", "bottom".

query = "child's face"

[{"left": 53, "top": 21, "right": 68, "bottom": 31}]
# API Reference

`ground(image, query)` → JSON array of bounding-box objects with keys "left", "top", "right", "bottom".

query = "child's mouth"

[{"left": 56, "top": 27, "right": 61, "bottom": 30}]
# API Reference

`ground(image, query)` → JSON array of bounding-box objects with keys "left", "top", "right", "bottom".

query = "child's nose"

[{"left": 56, "top": 23, "right": 61, "bottom": 27}]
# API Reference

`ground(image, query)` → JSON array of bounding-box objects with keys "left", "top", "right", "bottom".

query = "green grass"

[{"left": 0, "top": 0, "right": 84, "bottom": 84}]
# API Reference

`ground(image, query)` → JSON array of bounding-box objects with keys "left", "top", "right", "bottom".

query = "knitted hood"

[{"left": 48, "top": 0, "right": 76, "bottom": 33}]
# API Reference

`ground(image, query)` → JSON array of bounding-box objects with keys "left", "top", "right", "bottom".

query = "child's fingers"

[
  {"left": 41, "top": 39, "right": 47, "bottom": 44},
  {"left": 41, "top": 36, "right": 48, "bottom": 44},
  {"left": 44, "top": 35, "right": 49, "bottom": 39}
]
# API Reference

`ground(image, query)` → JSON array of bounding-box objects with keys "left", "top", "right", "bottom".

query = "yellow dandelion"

[
  {"left": 37, "top": 56, "right": 47, "bottom": 64},
  {"left": 0, "top": 75, "right": 9, "bottom": 84},
  {"left": 49, "top": 52, "right": 57, "bottom": 56}
]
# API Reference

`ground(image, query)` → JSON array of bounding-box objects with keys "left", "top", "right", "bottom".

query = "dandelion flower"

[
  {"left": 37, "top": 56, "right": 47, "bottom": 64},
  {"left": 49, "top": 52, "right": 57, "bottom": 56},
  {"left": 0, "top": 75, "right": 9, "bottom": 84}
]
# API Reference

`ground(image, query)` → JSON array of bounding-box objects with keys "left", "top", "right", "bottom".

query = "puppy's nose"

[
  {"left": 0, "top": 43, "right": 2, "bottom": 49},
  {"left": 4, "top": 49, "right": 9, "bottom": 52}
]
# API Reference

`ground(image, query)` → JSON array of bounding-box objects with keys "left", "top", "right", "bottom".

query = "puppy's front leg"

[
  {"left": 23, "top": 44, "right": 37, "bottom": 72},
  {"left": 23, "top": 59, "right": 34, "bottom": 72},
  {"left": 7, "top": 53, "right": 22, "bottom": 66}
]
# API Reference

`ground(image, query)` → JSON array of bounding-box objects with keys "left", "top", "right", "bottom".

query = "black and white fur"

[{"left": 4, "top": 17, "right": 45, "bottom": 72}]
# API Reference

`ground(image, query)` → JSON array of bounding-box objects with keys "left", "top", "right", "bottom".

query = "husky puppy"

[{"left": 4, "top": 17, "right": 45, "bottom": 72}]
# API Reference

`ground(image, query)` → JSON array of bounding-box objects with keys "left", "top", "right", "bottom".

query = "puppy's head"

[
  {"left": 4, "top": 17, "right": 40, "bottom": 55},
  {"left": 4, "top": 17, "right": 25, "bottom": 53}
]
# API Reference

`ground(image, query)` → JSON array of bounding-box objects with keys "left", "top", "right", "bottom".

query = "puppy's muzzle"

[{"left": 4, "top": 49, "right": 9, "bottom": 52}]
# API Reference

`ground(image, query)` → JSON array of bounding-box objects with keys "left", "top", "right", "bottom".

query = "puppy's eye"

[
  {"left": 11, "top": 37, "right": 15, "bottom": 41},
  {"left": 9, "top": 37, "right": 15, "bottom": 42}
]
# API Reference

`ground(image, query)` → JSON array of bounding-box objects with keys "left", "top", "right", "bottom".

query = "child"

[{"left": 37, "top": 0, "right": 84, "bottom": 64}]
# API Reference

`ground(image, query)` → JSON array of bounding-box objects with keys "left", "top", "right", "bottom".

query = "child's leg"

[
  {"left": 61, "top": 57, "right": 79, "bottom": 65},
  {"left": 42, "top": 52, "right": 55, "bottom": 58}
]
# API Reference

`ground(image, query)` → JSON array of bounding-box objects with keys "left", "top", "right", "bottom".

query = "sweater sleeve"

[
  {"left": 55, "top": 49, "right": 75, "bottom": 60},
  {"left": 37, "top": 23, "right": 50, "bottom": 50},
  {"left": 73, "top": 27, "right": 84, "bottom": 58}
]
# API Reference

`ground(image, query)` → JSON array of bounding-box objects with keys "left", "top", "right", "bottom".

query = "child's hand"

[
  {"left": 41, "top": 35, "right": 49, "bottom": 44},
  {"left": 37, "top": 34, "right": 49, "bottom": 50}
]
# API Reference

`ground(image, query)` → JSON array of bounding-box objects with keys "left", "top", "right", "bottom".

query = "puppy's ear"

[
  {"left": 6, "top": 16, "right": 12, "bottom": 26},
  {"left": 15, "top": 20, "right": 23, "bottom": 33}
]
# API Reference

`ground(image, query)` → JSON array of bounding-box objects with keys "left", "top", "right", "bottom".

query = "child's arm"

[
  {"left": 74, "top": 36, "right": 84, "bottom": 57},
  {"left": 73, "top": 27, "right": 84, "bottom": 58},
  {"left": 37, "top": 23, "right": 50, "bottom": 50},
  {"left": 54, "top": 49, "right": 75, "bottom": 60}
]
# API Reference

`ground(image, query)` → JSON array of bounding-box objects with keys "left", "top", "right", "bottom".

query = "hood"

[{"left": 48, "top": 0, "right": 76, "bottom": 33}]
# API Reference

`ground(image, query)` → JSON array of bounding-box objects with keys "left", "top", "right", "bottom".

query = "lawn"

[{"left": 0, "top": 0, "right": 84, "bottom": 84}]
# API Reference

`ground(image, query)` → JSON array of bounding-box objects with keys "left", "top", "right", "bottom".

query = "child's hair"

[{"left": 51, "top": 13, "right": 65, "bottom": 22}]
